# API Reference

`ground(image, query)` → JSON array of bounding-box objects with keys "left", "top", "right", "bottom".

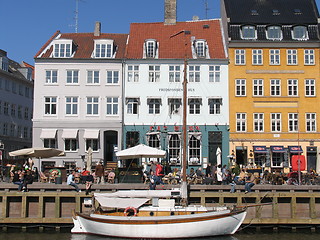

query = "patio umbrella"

[
  {"left": 216, "top": 147, "right": 222, "bottom": 166},
  {"left": 9, "top": 147, "right": 64, "bottom": 158},
  {"left": 115, "top": 144, "right": 166, "bottom": 160},
  {"left": 86, "top": 147, "right": 93, "bottom": 171}
]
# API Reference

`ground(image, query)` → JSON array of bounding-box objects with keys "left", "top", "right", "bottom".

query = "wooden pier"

[{"left": 0, "top": 183, "right": 319, "bottom": 229}]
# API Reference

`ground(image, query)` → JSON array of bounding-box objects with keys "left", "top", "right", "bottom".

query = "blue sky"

[
  {"left": 1, "top": 0, "right": 320, "bottom": 65},
  {"left": 1, "top": 0, "right": 220, "bottom": 65}
]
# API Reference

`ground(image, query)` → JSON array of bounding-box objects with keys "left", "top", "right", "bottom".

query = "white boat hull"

[{"left": 72, "top": 209, "right": 246, "bottom": 239}]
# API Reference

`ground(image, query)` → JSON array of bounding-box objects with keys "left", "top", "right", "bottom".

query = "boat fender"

[{"left": 124, "top": 206, "right": 137, "bottom": 217}]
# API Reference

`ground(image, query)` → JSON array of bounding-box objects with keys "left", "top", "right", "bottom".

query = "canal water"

[{"left": 0, "top": 230, "right": 319, "bottom": 240}]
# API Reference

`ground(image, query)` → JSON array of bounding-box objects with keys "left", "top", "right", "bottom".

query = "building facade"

[
  {"left": 123, "top": 2, "right": 230, "bottom": 170},
  {"left": 222, "top": 0, "right": 320, "bottom": 172},
  {"left": 33, "top": 23, "right": 127, "bottom": 171},
  {"left": 0, "top": 49, "right": 34, "bottom": 163}
]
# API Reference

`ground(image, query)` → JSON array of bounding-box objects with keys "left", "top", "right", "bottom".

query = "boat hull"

[{"left": 72, "top": 210, "right": 246, "bottom": 239}]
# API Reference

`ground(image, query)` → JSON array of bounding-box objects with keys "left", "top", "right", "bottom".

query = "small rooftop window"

[
  {"left": 294, "top": 9, "right": 302, "bottom": 15},
  {"left": 272, "top": 9, "right": 280, "bottom": 15},
  {"left": 251, "top": 9, "right": 258, "bottom": 16}
]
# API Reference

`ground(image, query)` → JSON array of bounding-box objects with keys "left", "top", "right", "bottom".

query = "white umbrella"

[
  {"left": 116, "top": 144, "right": 166, "bottom": 160},
  {"left": 216, "top": 147, "right": 222, "bottom": 166},
  {"left": 86, "top": 147, "right": 93, "bottom": 171},
  {"left": 9, "top": 147, "right": 64, "bottom": 158}
]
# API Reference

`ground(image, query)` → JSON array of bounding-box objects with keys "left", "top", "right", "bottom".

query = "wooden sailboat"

[{"left": 71, "top": 30, "right": 247, "bottom": 239}]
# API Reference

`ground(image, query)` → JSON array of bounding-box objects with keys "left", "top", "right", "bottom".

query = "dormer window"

[
  {"left": 272, "top": 9, "right": 280, "bottom": 15},
  {"left": 241, "top": 26, "right": 256, "bottom": 39},
  {"left": 251, "top": 9, "right": 258, "bottom": 16},
  {"left": 267, "top": 26, "right": 282, "bottom": 40},
  {"left": 53, "top": 40, "right": 73, "bottom": 58},
  {"left": 0, "top": 57, "right": 9, "bottom": 71},
  {"left": 93, "top": 39, "right": 115, "bottom": 58},
  {"left": 144, "top": 39, "right": 158, "bottom": 58},
  {"left": 194, "top": 40, "right": 207, "bottom": 58},
  {"left": 292, "top": 26, "right": 308, "bottom": 40},
  {"left": 294, "top": 9, "right": 302, "bottom": 15}
]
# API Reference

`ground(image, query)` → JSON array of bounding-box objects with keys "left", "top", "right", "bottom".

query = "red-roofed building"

[
  {"left": 123, "top": 16, "right": 230, "bottom": 168},
  {"left": 34, "top": 22, "right": 128, "bottom": 172}
]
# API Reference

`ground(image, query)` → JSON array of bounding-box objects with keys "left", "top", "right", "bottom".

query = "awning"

[
  {"left": 40, "top": 129, "right": 57, "bottom": 139},
  {"left": 288, "top": 146, "right": 303, "bottom": 153},
  {"left": 83, "top": 129, "right": 100, "bottom": 139},
  {"left": 61, "top": 129, "right": 78, "bottom": 139},
  {"left": 95, "top": 197, "right": 149, "bottom": 209},
  {"left": 271, "top": 146, "right": 286, "bottom": 153},
  {"left": 253, "top": 146, "right": 268, "bottom": 153}
]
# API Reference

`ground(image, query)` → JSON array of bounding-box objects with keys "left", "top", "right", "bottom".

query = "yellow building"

[{"left": 221, "top": 0, "right": 320, "bottom": 172}]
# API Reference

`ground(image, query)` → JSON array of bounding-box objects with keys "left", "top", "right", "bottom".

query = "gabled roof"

[
  {"left": 224, "top": 0, "right": 319, "bottom": 24},
  {"left": 35, "top": 32, "right": 128, "bottom": 59},
  {"left": 126, "top": 19, "right": 226, "bottom": 59}
]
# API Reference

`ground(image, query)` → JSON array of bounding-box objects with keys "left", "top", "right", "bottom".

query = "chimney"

[
  {"left": 164, "top": 0, "right": 177, "bottom": 25},
  {"left": 94, "top": 21, "right": 101, "bottom": 36}
]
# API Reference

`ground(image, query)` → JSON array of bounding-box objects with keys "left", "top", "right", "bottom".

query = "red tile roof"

[
  {"left": 126, "top": 20, "right": 226, "bottom": 59},
  {"left": 36, "top": 32, "right": 128, "bottom": 59}
]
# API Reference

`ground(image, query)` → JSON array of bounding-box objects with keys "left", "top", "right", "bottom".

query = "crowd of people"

[{"left": 144, "top": 161, "right": 320, "bottom": 191}]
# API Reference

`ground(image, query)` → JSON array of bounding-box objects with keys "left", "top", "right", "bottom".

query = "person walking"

[
  {"left": 95, "top": 162, "right": 105, "bottom": 184},
  {"left": 67, "top": 171, "right": 81, "bottom": 192}
]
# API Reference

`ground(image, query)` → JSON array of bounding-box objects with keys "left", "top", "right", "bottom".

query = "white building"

[
  {"left": 33, "top": 23, "right": 128, "bottom": 171},
  {"left": 123, "top": 3, "right": 230, "bottom": 169}
]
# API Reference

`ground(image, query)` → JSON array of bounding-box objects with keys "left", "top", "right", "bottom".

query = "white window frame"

[
  {"left": 270, "top": 49, "right": 280, "bottom": 65},
  {"left": 188, "top": 65, "right": 200, "bottom": 82},
  {"left": 208, "top": 98, "right": 222, "bottom": 115},
  {"left": 93, "top": 39, "right": 114, "bottom": 58},
  {"left": 86, "top": 97, "right": 99, "bottom": 115},
  {"left": 267, "top": 26, "right": 282, "bottom": 40},
  {"left": 305, "top": 79, "right": 315, "bottom": 96},
  {"left": 236, "top": 113, "right": 247, "bottom": 132},
  {"left": 304, "top": 49, "right": 315, "bottom": 65},
  {"left": 236, "top": 79, "right": 246, "bottom": 96},
  {"left": 127, "top": 98, "right": 139, "bottom": 114},
  {"left": 235, "top": 49, "right": 246, "bottom": 65},
  {"left": 253, "top": 113, "right": 264, "bottom": 132},
  {"left": 86, "top": 139, "right": 99, "bottom": 152},
  {"left": 271, "top": 113, "right": 281, "bottom": 132},
  {"left": 287, "top": 49, "right": 298, "bottom": 65},
  {"left": 66, "top": 70, "right": 79, "bottom": 84},
  {"left": 194, "top": 40, "right": 206, "bottom": 58},
  {"left": 44, "top": 138, "right": 56, "bottom": 148},
  {"left": 66, "top": 96, "right": 78, "bottom": 115},
  {"left": 287, "top": 79, "right": 298, "bottom": 96},
  {"left": 148, "top": 98, "right": 161, "bottom": 114},
  {"left": 106, "top": 97, "right": 119, "bottom": 115},
  {"left": 128, "top": 65, "right": 139, "bottom": 82},
  {"left": 292, "top": 26, "right": 308, "bottom": 40},
  {"left": 169, "top": 65, "right": 181, "bottom": 82},
  {"left": 252, "top": 49, "right": 263, "bottom": 65},
  {"left": 44, "top": 97, "right": 57, "bottom": 115},
  {"left": 45, "top": 70, "right": 58, "bottom": 84},
  {"left": 270, "top": 79, "right": 281, "bottom": 96},
  {"left": 64, "top": 138, "right": 78, "bottom": 152},
  {"left": 209, "top": 66, "right": 220, "bottom": 82},
  {"left": 188, "top": 134, "right": 202, "bottom": 165},
  {"left": 145, "top": 39, "right": 157, "bottom": 58},
  {"left": 288, "top": 113, "right": 298, "bottom": 132},
  {"left": 53, "top": 41, "right": 72, "bottom": 58},
  {"left": 306, "top": 113, "right": 316, "bottom": 132},
  {"left": 241, "top": 25, "right": 256, "bottom": 39},
  {"left": 148, "top": 65, "right": 160, "bottom": 82},
  {"left": 188, "top": 98, "right": 201, "bottom": 115},
  {"left": 253, "top": 79, "right": 264, "bottom": 96},
  {"left": 87, "top": 70, "right": 100, "bottom": 84},
  {"left": 106, "top": 70, "right": 119, "bottom": 84}
]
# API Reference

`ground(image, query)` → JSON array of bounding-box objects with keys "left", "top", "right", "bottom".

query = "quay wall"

[{"left": 0, "top": 183, "right": 319, "bottom": 226}]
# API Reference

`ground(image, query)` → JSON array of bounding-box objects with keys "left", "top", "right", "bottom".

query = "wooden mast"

[{"left": 170, "top": 29, "right": 190, "bottom": 206}]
